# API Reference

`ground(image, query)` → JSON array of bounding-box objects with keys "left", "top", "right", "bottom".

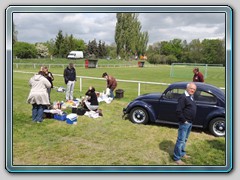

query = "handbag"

[{"left": 77, "top": 108, "right": 87, "bottom": 116}]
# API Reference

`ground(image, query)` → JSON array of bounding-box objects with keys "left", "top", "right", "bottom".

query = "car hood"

[{"left": 135, "top": 93, "right": 162, "bottom": 100}]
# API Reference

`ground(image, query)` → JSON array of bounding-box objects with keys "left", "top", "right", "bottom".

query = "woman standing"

[{"left": 27, "top": 71, "right": 51, "bottom": 123}]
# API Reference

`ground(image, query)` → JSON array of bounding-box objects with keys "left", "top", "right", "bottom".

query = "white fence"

[
  {"left": 14, "top": 70, "right": 225, "bottom": 95},
  {"left": 13, "top": 63, "right": 161, "bottom": 69},
  {"left": 13, "top": 71, "right": 170, "bottom": 96},
  {"left": 78, "top": 76, "right": 170, "bottom": 96}
]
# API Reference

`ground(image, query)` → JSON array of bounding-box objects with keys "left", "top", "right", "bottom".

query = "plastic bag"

[{"left": 106, "top": 88, "right": 110, "bottom": 96}]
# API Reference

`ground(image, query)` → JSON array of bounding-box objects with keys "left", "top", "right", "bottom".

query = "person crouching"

[{"left": 83, "top": 86, "right": 99, "bottom": 111}]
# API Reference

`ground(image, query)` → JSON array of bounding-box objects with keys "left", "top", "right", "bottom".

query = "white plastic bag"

[{"left": 106, "top": 88, "right": 110, "bottom": 96}]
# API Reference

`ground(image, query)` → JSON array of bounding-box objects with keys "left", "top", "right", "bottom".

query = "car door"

[
  {"left": 156, "top": 88, "right": 185, "bottom": 124},
  {"left": 194, "top": 91, "right": 219, "bottom": 127}
]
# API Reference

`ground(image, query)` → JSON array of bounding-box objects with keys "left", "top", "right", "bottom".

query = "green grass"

[{"left": 12, "top": 60, "right": 226, "bottom": 166}]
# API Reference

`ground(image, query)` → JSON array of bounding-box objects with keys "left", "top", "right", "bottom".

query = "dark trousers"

[{"left": 32, "top": 104, "right": 46, "bottom": 122}]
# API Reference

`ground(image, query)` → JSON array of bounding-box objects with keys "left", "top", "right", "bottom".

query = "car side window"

[
  {"left": 194, "top": 91, "right": 217, "bottom": 104},
  {"left": 165, "top": 88, "right": 184, "bottom": 100}
]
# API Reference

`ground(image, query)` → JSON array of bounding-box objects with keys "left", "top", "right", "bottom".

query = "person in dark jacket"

[
  {"left": 173, "top": 82, "right": 197, "bottom": 165},
  {"left": 83, "top": 86, "right": 99, "bottom": 111},
  {"left": 102, "top": 72, "right": 117, "bottom": 99},
  {"left": 64, "top": 63, "right": 76, "bottom": 101},
  {"left": 43, "top": 66, "right": 54, "bottom": 102}
]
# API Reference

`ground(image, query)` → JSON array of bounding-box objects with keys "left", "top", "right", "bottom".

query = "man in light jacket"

[{"left": 27, "top": 70, "right": 51, "bottom": 123}]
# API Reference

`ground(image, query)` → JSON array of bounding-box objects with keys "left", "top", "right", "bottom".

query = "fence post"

[
  {"left": 80, "top": 77, "right": 82, "bottom": 92},
  {"left": 138, "top": 82, "right": 141, "bottom": 96}
]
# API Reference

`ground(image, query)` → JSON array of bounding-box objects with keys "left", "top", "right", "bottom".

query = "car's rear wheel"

[
  {"left": 130, "top": 107, "right": 149, "bottom": 124},
  {"left": 209, "top": 117, "right": 225, "bottom": 137}
]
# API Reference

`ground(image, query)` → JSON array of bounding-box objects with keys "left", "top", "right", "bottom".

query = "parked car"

[{"left": 123, "top": 82, "right": 225, "bottom": 137}]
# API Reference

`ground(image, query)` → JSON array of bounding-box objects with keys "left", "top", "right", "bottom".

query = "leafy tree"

[
  {"left": 159, "top": 39, "right": 183, "bottom": 61},
  {"left": 67, "top": 34, "right": 75, "bottom": 52},
  {"left": 35, "top": 43, "right": 49, "bottom": 58},
  {"left": 73, "top": 38, "right": 86, "bottom": 51},
  {"left": 106, "top": 43, "right": 117, "bottom": 59},
  {"left": 147, "top": 54, "right": 161, "bottom": 64},
  {"left": 165, "top": 54, "right": 178, "bottom": 64},
  {"left": 101, "top": 41, "right": 107, "bottom": 58},
  {"left": 115, "top": 13, "right": 149, "bottom": 59},
  {"left": 60, "top": 33, "right": 70, "bottom": 57},
  {"left": 54, "top": 30, "right": 65, "bottom": 58},
  {"left": 62, "top": 34, "right": 86, "bottom": 56},
  {"left": 97, "top": 40, "right": 107, "bottom": 58},
  {"left": 98, "top": 40, "right": 103, "bottom": 58},
  {"left": 188, "top": 39, "right": 203, "bottom": 63},
  {"left": 13, "top": 42, "right": 37, "bottom": 58},
  {"left": 181, "top": 40, "right": 190, "bottom": 63},
  {"left": 169, "top": 39, "right": 183, "bottom": 60},
  {"left": 136, "top": 31, "right": 149, "bottom": 57},
  {"left": 45, "top": 39, "right": 55, "bottom": 57},
  {"left": 148, "top": 38, "right": 225, "bottom": 65},
  {"left": 13, "top": 22, "right": 18, "bottom": 45},
  {"left": 87, "top": 39, "right": 98, "bottom": 57},
  {"left": 201, "top": 39, "right": 225, "bottom": 65},
  {"left": 160, "top": 41, "right": 172, "bottom": 56}
]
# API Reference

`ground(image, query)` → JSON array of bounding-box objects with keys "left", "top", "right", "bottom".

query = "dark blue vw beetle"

[{"left": 123, "top": 82, "right": 225, "bottom": 137}]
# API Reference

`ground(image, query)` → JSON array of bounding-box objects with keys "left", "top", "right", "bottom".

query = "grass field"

[{"left": 11, "top": 59, "right": 226, "bottom": 166}]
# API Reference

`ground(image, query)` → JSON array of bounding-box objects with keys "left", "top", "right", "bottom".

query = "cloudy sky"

[{"left": 13, "top": 13, "right": 225, "bottom": 45}]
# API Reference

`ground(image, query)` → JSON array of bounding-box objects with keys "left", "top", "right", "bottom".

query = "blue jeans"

[
  {"left": 173, "top": 122, "right": 192, "bottom": 161},
  {"left": 32, "top": 104, "right": 45, "bottom": 122},
  {"left": 109, "top": 89, "right": 115, "bottom": 99}
]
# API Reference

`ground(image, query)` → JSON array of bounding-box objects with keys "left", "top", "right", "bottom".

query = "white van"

[{"left": 67, "top": 51, "right": 84, "bottom": 59}]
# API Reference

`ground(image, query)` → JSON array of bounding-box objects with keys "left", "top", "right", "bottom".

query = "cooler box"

[
  {"left": 54, "top": 113, "right": 67, "bottom": 121},
  {"left": 66, "top": 113, "right": 78, "bottom": 124}
]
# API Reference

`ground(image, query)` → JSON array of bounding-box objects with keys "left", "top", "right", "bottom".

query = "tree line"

[
  {"left": 147, "top": 38, "right": 225, "bottom": 66},
  {"left": 13, "top": 30, "right": 109, "bottom": 59},
  {"left": 13, "top": 13, "right": 225, "bottom": 65}
]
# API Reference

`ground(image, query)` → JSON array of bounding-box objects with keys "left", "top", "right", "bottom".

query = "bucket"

[{"left": 115, "top": 89, "right": 124, "bottom": 98}]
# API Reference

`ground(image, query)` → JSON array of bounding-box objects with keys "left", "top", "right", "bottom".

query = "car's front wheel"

[
  {"left": 129, "top": 107, "right": 149, "bottom": 124},
  {"left": 209, "top": 117, "right": 225, "bottom": 137}
]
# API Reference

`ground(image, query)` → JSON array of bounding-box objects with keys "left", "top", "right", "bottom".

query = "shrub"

[{"left": 13, "top": 42, "right": 37, "bottom": 59}]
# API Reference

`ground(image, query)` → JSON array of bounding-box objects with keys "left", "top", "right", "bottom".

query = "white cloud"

[{"left": 13, "top": 12, "right": 225, "bottom": 45}]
